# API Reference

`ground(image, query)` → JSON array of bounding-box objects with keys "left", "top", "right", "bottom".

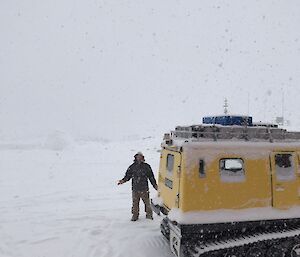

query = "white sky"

[{"left": 1, "top": 0, "right": 300, "bottom": 140}]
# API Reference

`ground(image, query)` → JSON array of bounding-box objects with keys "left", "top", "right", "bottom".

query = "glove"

[{"left": 117, "top": 180, "right": 124, "bottom": 185}]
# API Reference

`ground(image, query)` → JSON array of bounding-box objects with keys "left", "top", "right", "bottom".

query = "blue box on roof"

[{"left": 203, "top": 115, "right": 253, "bottom": 126}]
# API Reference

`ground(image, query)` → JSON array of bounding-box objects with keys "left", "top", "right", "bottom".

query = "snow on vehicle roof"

[
  {"left": 164, "top": 138, "right": 300, "bottom": 167},
  {"left": 203, "top": 114, "right": 251, "bottom": 117},
  {"left": 171, "top": 138, "right": 300, "bottom": 149}
]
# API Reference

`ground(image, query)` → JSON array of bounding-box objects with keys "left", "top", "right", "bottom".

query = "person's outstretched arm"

[
  {"left": 118, "top": 165, "right": 133, "bottom": 185},
  {"left": 146, "top": 164, "right": 158, "bottom": 190}
]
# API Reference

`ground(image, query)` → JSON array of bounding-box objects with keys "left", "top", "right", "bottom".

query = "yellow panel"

[
  {"left": 159, "top": 145, "right": 300, "bottom": 213},
  {"left": 181, "top": 155, "right": 271, "bottom": 212},
  {"left": 271, "top": 152, "right": 299, "bottom": 209},
  {"left": 158, "top": 149, "right": 182, "bottom": 210}
]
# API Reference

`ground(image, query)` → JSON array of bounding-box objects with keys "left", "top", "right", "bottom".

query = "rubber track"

[{"left": 189, "top": 226, "right": 300, "bottom": 256}]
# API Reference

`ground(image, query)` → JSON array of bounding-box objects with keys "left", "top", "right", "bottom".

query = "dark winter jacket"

[{"left": 122, "top": 161, "right": 157, "bottom": 192}]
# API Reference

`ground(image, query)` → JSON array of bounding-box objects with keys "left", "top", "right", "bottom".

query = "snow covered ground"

[{"left": 0, "top": 137, "right": 173, "bottom": 257}]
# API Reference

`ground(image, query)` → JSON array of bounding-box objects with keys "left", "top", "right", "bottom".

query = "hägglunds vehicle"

[{"left": 151, "top": 115, "right": 300, "bottom": 257}]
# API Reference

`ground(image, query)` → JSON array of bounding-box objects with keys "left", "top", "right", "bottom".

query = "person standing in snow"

[{"left": 117, "top": 152, "right": 158, "bottom": 221}]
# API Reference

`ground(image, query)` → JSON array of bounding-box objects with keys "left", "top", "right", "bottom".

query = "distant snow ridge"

[{"left": 44, "top": 131, "right": 73, "bottom": 151}]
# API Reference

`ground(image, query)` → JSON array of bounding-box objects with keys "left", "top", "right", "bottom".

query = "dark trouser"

[{"left": 132, "top": 191, "right": 153, "bottom": 218}]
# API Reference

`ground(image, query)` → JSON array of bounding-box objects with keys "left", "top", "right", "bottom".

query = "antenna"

[
  {"left": 282, "top": 90, "right": 284, "bottom": 123},
  {"left": 275, "top": 89, "right": 286, "bottom": 126},
  {"left": 223, "top": 98, "right": 228, "bottom": 115},
  {"left": 247, "top": 92, "right": 250, "bottom": 116}
]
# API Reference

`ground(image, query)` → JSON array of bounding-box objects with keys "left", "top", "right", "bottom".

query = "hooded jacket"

[{"left": 122, "top": 161, "right": 157, "bottom": 192}]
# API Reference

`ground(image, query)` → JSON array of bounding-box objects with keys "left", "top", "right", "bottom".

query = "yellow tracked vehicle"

[{"left": 151, "top": 115, "right": 300, "bottom": 257}]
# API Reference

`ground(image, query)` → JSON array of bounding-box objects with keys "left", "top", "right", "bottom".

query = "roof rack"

[{"left": 171, "top": 125, "right": 300, "bottom": 142}]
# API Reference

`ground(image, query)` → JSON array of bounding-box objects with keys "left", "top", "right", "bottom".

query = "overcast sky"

[{"left": 1, "top": 0, "right": 300, "bottom": 140}]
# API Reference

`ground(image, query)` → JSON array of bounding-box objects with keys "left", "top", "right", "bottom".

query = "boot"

[
  {"left": 131, "top": 215, "right": 139, "bottom": 221},
  {"left": 146, "top": 214, "right": 153, "bottom": 220}
]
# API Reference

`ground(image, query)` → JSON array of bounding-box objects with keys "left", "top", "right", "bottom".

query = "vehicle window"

[
  {"left": 199, "top": 160, "right": 205, "bottom": 178},
  {"left": 166, "top": 154, "right": 174, "bottom": 174},
  {"left": 165, "top": 178, "right": 173, "bottom": 189},
  {"left": 220, "top": 158, "right": 245, "bottom": 183},
  {"left": 275, "top": 154, "right": 295, "bottom": 181}
]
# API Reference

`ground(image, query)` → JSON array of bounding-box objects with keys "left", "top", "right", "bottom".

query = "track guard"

[
  {"left": 169, "top": 223, "right": 182, "bottom": 257},
  {"left": 291, "top": 243, "right": 300, "bottom": 256}
]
